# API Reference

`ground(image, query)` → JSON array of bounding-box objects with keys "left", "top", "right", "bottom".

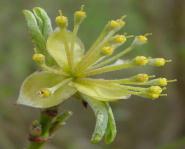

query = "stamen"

[
  {"left": 135, "top": 74, "right": 149, "bottom": 82},
  {"left": 32, "top": 53, "right": 45, "bottom": 65},
  {"left": 83, "top": 56, "right": 149, "bottom": 77},
  {"left": 74, "top": 5, "right": 86, "bottom": 25},
  {"left": 38, "top": 78, "right": 72, "bottom": 98},
  {"left": 75, "top": 16, "right": 126, "bottom": 73},
  {"left": 70, "top": 5, "right": 87, "bottom": 71},
  {"left": 101, "top": 46, "right": 114, "bottom": 56},
  {"left": 134, "top": 56, "right": 148, "bottom": 65},
  {"left": 55, "top": 10, "right": 68, "bottom": 29},
  {"left": 38, "top": 88, "right": 51, "bottom": 98},
  {"left": 133, "top": 35, "right": 148, "bottom": 45},
  {"left": 149, "top": 58, "right": 171, "bottom": 67},
  {"left": 113, "top": 35, "right": 127, "bottom": 44}
]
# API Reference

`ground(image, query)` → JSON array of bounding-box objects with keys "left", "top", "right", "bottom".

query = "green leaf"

[
  {"left": 17, "top": 71, "right": 76, "bottom": 108},
  {"left": 74, "top": 78, "right": 131, "bottom": 101},
  {"left": 33, "top": 7, "right": 53, "bottom": 39},
  {"left": 81, "top": 94, "right": 108, "bottom": 143},
  {"left": 104, "top": 103, "right": 117, "bottom": 144},
  {"left": 46, "top": 29, "right": 85, "bottom": 68},
  {"left": 23, "top": 10, "right": 46, "bottom": 52}
]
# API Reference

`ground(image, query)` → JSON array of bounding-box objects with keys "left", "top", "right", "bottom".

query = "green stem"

[
  {"left": 27, "top": 108, "right": 58, "bottom": 149},
  {"left": 26, "top": 108, "right": 72, "bottom": 149},
  {"left": 28, "top": 142, "right": 44, "bottom": 149}
]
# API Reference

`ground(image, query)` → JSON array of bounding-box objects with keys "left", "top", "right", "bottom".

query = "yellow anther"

[
  {"left": 74, "top": 5, "right": 86, "bottom": 24},
  {"left": 133, "top": 35, "right": 148, "bottom": 45},
  {"left": 114, "top": 35, "right": 127, "bottom": 43},
  {"left": 55, "top": 13, "right": 68, "bottom": 28},
  {"left": 116, "top": 19, "right": 126, "bottom": 27},
  {"left": 137, "top": 35, "right": 148, "bottom": 43},
  {"left": 149, "top": 86, "right": 162, "bottom": 94},
  {"left": 134, "top": 56, "right": 148, "bottom": 65},
  {"left": 101, "top": 46, "right": 114, "bottom": 55},
  {"left": 158, "top": 78, "right": 167, "bottom": 86},
  {"left": 109, "top": 20, "right": 120, "bottom": 29},
  {"left": 153, "top": 58, "right": 166, "bottom": 67},
  {"left": 149, "top": 93, "right": 160, "bottom": 100},
  {"left": 32, "top": 53, "right": 45, "bottom": 64},
  {"left": 38, "top": 88, "right": 51, "bottom": 98},
  {"left": 135, "top": 74, "right": 149, "bottom": 82}
]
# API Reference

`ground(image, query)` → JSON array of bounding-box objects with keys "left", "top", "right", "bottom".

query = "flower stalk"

[{"left": 27, "top": 108, "right": 72, "bottom": 149}]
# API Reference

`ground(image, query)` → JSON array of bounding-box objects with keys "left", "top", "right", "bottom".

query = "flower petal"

[
  {"left": 81, "top": 94, "right": 108, "bottom": 143},
  {"left": 74, "top": 78, "right": 130, "bottom": 101},
  {"left": 46, "top": 28, "right": 85, "bottom": 68},
  {"left": 17, "top": 71, "right": 76, "bottom": 108}
]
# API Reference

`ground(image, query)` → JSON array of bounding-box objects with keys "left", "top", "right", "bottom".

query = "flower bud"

[
  {"left": 32, "top": 53, "right": 45, "bottom": 64},
  {"left": 30, "top": 120, "right": 42, "bottom": 137},
  {"left": 55, "top": 15, "right": 68, "bottom": 28},
  {"left": 101, "top": 46, "right": 114, "bottom": 56},
  {"left": 134, "top": 56, "right": 148, "bottom": 65}
]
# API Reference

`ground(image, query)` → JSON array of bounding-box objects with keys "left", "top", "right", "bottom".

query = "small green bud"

[{"left": 30, "top": 120, "right": 42, "bottom": 137}]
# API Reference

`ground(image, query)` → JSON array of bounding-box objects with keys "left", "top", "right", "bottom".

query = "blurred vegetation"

[{"left": 0, "top": 0, "right": 185, "bottom": 149}]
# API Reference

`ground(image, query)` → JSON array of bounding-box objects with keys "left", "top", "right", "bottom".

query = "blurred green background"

[{"left": 0, "top": 0, "right": 185, "bottom": 149}]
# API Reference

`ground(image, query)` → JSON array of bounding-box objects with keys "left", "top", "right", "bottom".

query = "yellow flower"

[{"left": 18, "top": 6, "right": 175, "bottom": 144}]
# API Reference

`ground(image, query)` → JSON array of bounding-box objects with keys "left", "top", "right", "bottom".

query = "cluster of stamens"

[{"left": 31, "top": 6, "right": 175, "bottom": 100}]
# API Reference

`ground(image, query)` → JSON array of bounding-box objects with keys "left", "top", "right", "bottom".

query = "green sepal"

[
  {"left": 104, "top": 103, "right": 117, "bottom": 144},
  {"left": 23, "top": 10, "right": 46, "bottom": 52},
  {"left": 33, "top": 7, "right": 53, "bottom": 39},
  {"left": 81, "top": 94, "right": 108, "bottom": 143}
]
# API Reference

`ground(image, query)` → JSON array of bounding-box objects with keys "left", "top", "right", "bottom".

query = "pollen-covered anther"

[
  {"left": 134, "top": 56, "right": 148, "bottom": 65},
  {"left": 133, "top": 35, "right": 148, "bottom": 45},
  {"left": 32, "top": 54, "right": 45, "bottom": 64},
  {"left": 55, "top": 13, "right": 68, "bottom": 28},
  {"left": 114, "top": 35, "right": 127, "bottom": 44},
  {"left": 101, "top": 46, "right": 114, "bottom": 56},
  {"left": 135, "top": 74, "right": 149, "bottom": 82},
  {"left": 148, "top": 86, "right": 163, "bottom": 94},
  {"left": 158, "top": 78, "right": 168, "bottom": 86},
  {"left": 108, "top": 19, "right": 125, "bottom": 30},
  {"left": 74, "top": 5, "right": 86, "bottom": 24},
  {"left": 150, "top": 58, "right": 170, "bottom": 67},
  {"left": 145, "top": 86, "right": 163, "bottom": 99},
  {"left": 148, "top": 93, "right": 160, "bottom": 100},
  {"left": 38, "top": 88, "right": 51, "bottom": 98}
]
